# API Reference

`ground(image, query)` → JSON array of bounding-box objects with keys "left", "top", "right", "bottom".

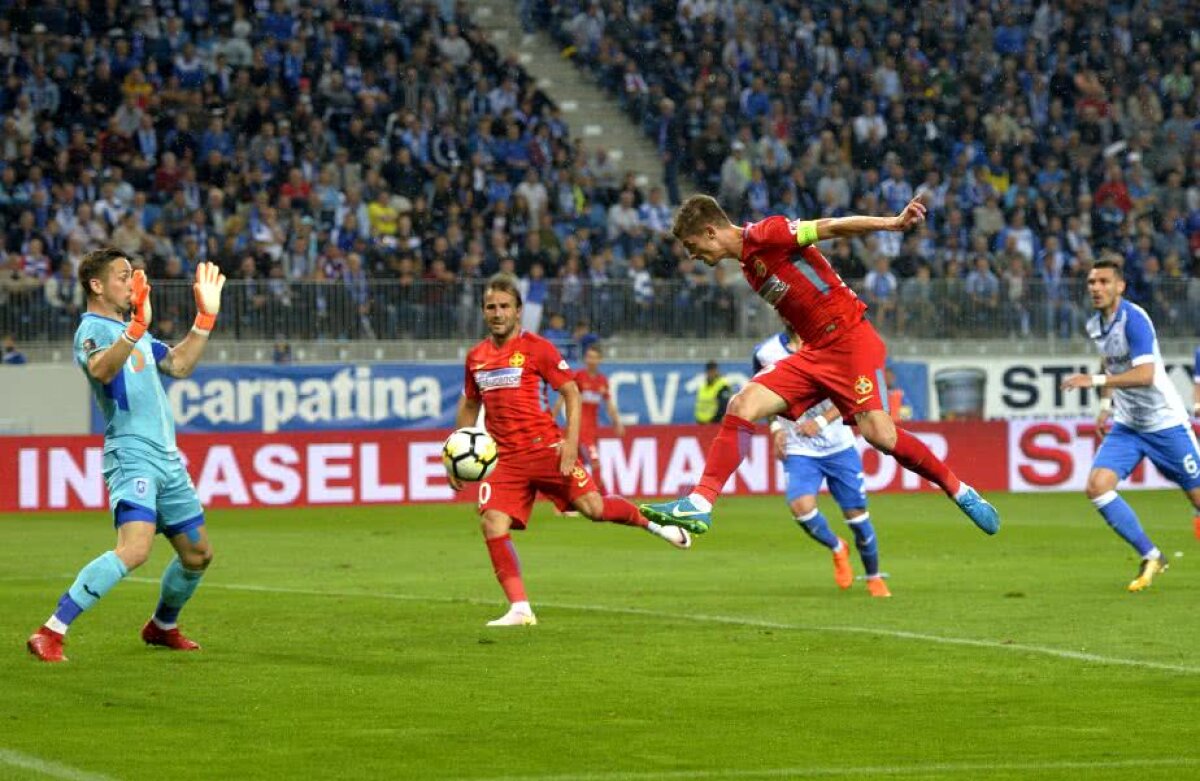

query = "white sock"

[
  {"left": 44, "top": 616, "right": 68, "bottom": 635},
  {"left": 152, "top": 616, "right": 177, "bottom": 631},
  {"left": 686, "top": 493, "right": 713, "bottom": 512},
  {"left": 953, "top": 483, "right": 971, "bottom": 500},
  {"left": 511, "top": 600, "right": 532, "bottom": 615},
  {"left": 646, "top": 521, "right": 663, "bottom": 535},
  {"left": 1144, "top": 548, "right": 1162, "bottom": 561}
]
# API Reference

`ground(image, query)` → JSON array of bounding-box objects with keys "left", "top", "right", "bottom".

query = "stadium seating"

[{"left": 0, "top": 1, "right": 1196, "bottom": 344}]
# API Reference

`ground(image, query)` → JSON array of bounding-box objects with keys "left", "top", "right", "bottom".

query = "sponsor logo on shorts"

[
  {"left": 474, "top": 367, "right": 523, "bottom": 391},
  {"left": 134, "top": 477, "right": 149, "bottom": 497},
  {"left": 572, "top": 466, "right": 589, "bottom": 487},
  {"left": 509, "top": 352, "right": 526, "bottom": 368},
  {"left": 853, "top": 375, "right": 874, "bottom": 396}
]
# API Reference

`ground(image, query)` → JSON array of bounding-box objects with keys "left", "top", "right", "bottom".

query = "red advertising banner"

[{"left": 0, "top": 420, "right": 1064, "bottom": 514}]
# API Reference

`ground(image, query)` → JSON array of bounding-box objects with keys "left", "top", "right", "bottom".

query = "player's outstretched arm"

[
  {"left": 87, "top": 269, "right": 152, "bottom": 384},
  {"left": 800, "top": 195, "right": 928, "bottom": 245},
  {"left": 159, "top": 262, "right": 225, "bottom": 378}
]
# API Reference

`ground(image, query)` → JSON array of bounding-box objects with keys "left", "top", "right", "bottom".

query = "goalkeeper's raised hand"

[
  {"left": 192, "top": 261, "right": 226, "bottom": 335},
  {"left": 126, "top": 269, "right": 152, "bottom": 342}
]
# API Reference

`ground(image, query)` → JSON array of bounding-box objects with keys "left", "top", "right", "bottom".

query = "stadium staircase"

[{"left": 471, "top": 2, "right": 671, "bottom": 195}]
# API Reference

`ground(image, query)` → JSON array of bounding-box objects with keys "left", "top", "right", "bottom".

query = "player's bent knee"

[
  {"left": 575, "top": 492, "right": 604, "bottom": 520},
  {"left": 115, "top": 543, "right": 152, "bottom": 571},
  {"left": 789, "top": 497, "right": 816, "bottom": 517},
  {"left": 859, "top": 414, "right": 897, "bottom": 451},
  {"left": 182, "top": 547, "right": 213, "bottom": 570},
  {"left": 1085, "top": 470, "right": 1118, "bottom": 499},
  {"left": 480, "top": 511, "right": 512, "bottom": 538}
]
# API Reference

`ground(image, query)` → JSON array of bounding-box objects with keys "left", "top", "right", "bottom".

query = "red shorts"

[
  {"left": 478, "top": 444, "right": 597, "bottom": 528},
  {"left": 751, "top": 320, "right": 889, "bottom": 421}
]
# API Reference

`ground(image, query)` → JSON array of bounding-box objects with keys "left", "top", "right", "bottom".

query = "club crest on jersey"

[
  {"left": 509, "top": 352, "right": 526, "bottom": 367},
  {"left": 853, "top": 375, "right": 874, "bottom": 396},
  {"left": 128, "top": 348, "right": 147, "bottom": 373},
  {"left": 753, "top": 257, "right": 767, "bottom": 278}
]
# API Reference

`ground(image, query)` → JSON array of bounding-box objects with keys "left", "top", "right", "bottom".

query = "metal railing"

[{"left": 5, "top": 276, "right": 1200, "bottom": 344}]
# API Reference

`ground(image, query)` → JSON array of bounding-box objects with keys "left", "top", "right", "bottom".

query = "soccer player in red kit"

[
  {"left": 451, "top": 274, "right": 690, "bottom": 627},
  {"left": 553, "top": 344, "right": 625, "bottom": 496},
  {"left": 641, "top": 195, "right": 1000, "bottom": 536}
]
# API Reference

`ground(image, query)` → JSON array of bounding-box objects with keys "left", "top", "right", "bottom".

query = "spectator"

[
  {"left": 864, "top": 256, "right": 899, "bottom": 333},
  {"left": 2, "top": 334, "right": 26, "bottom": 365},
  {"left": 694, "top": 361, "right": 733, "bottom": 425}
]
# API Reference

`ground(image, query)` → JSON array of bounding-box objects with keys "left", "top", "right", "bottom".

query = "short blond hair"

[{"left": 672, "top": 194, "right": 732, "bottom": 240}]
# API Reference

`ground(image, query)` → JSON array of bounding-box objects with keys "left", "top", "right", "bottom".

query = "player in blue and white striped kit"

[
  {"left": 27, "top": 248, "right": 225, "bottom": 662},
  {"left": 754, "top": 327, "right": 890, "bottom": 597},
  {"left": 1062, "top": 259, "right": 1200, "bottom": 592}
]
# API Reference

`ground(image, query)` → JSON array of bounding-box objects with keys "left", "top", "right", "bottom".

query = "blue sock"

[
  {"left": 847, "top": 513, "right": 880, "bottom": 577},
  {"left": 1093, "top": 491, "right": 1156, "bottom": 558},
  {"left": 51, "top": 551, "right": 129, "bottom": 631},
  {"left": 795, "top": 508, "right": 840, "bottom": 550},
  {"left": 153, "top": 556, "right": 205, "bottom": 628}
]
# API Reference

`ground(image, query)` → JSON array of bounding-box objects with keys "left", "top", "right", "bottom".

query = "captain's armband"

[{"left": 794, "top": 220, "right": 819, "bottom": 247}]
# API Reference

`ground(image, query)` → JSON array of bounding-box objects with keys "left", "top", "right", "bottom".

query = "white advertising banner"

[{"left": 924, "top": 354, "right": 1196, "bottom": 420}]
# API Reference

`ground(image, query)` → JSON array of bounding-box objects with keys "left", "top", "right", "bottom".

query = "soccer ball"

[{"left": 442, "top": 427, "right": 499, "bottom": 482}]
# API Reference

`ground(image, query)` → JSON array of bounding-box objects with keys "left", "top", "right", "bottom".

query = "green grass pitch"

[{"left": 2, "top": 492, "right": 1199, "bottom": 781}]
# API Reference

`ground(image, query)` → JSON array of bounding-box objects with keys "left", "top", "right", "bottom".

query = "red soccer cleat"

[
  {"left": 141, "top": 621, "right": 201, "bottom": 651},
  {"left": 27, "top": 627, "right": 67, "bottom": 663}
]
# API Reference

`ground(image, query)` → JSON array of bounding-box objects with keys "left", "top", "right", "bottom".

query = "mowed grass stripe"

[
  {"left": 121, "top": 577, "right": 1200, "bottom": 675},
  {"left": 463, "top": 757, "right": 1200, "bottom": 781}
]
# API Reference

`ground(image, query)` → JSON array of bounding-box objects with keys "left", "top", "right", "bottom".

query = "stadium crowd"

[
  {"left": 544, "top": 0, "right": 1200, "bottom": 337},
  {"left": 0, "top": 0, "right": 708, "bottom": 344},
  {"left": 0, "top": 0, "right": 1196, "bottom": 345}
]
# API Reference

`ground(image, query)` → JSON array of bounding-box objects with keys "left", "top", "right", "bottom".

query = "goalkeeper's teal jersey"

[{"left": 74, "top": 313, "right": 177, "bottom": 456}]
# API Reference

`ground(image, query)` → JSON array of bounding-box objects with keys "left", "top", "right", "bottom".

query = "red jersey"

[
  {"left": 740, "top": 216, "right": 867, "bottom": 348},
  {"left": 573, "top": 369, "right": 610, "bottom": 445},
  {"left": 464, "top": 331, "right": 573, "bottom": 454}
]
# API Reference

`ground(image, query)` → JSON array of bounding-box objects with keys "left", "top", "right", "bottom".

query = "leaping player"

[{"left": 640, "top": 195, "right": 1000, "bottom": 537}]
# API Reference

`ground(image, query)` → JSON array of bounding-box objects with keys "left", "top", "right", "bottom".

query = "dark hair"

[
  {"left": 584, "top": 344, "right": 603, "bottom": 357},
  {"left": 483, "top": 272, "right": 522, "bottom": 308},
  {"left": 1091, "top": 258, "right": 1125, "bottom": 279},
  {"left": 78, "top": 247, "right": 129, "bottom": 298},
  {"left": 672, "top": 194, "right": 731, "bottom": 240}
]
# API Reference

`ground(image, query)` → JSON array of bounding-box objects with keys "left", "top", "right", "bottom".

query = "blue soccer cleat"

[
  {"left": 956, "top": 485, "right": 1000, "bottom": 535},
  {"left": 639, "top": 497, "right": 712, "bottom": 535}
]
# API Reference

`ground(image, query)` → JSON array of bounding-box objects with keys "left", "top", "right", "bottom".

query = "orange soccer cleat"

[
  {"left": 866, "top": 577, "right": 892, "bottom": 598},
  {"left": 832, "top": 539, "right": 854, "bottom": 589}
]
